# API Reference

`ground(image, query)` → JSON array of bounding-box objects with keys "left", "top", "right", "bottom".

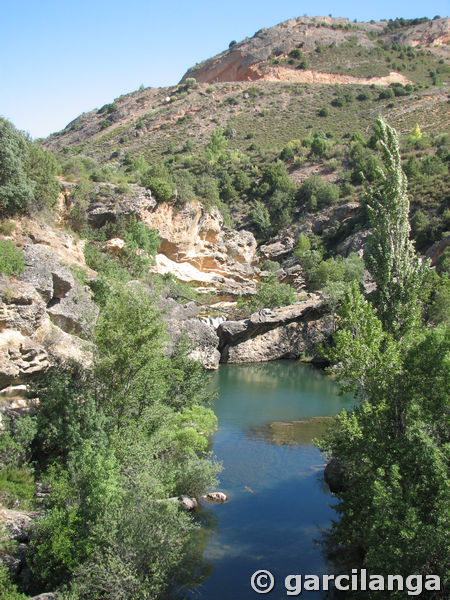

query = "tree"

[
  {"left": 317, "top": 120, "right": 449, "bottom": 595},
  {"left": 363, "top": 117, "right": 428, "bottom": 337},
  {"left": 0, "top": 118, "right": 34, "bottom": 215},
  {"left": 0, "top": 118, "right": 59, "bottom": 216}
]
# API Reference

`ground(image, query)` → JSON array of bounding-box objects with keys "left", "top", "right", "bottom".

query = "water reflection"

[
  {"left": 187, "top": 361, "right": 355, "bottom": 600},
  {"left": 246, "top": 416, "right": 335, "bottom": 446}
]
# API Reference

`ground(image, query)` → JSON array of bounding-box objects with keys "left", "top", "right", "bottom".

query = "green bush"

[
  {"left": 124, "top": 214, "right": 160, "bottom": 256},
  {"left": 261, "top": 260, "right": 280, "bottom": 272},
  {"left": 238, "top": 275, "right": 296, "bottom": 313},
  {"left": 0, "top": 118, "right": 59, "bottom": 216},
  {"left": 289, "top": 48, "right": 303, "bottom": 59},
  {"left": 296, "top": 176, "right": 339, "bottom": 209},
  {"left": 0, "top": 240, "right": 25, "bottom": 276},
  {"left": 0, "top": 563, "right": 26, "bottom": 600},
  {"left": 143, "top": 176, "right": 173, "bottom": 202},
  {"left": 310, "top": 136, "right": 328, "bottom": 157}
]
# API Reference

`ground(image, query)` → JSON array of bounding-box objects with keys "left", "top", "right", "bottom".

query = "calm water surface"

[{"left": 189, "top": 361, "right": 355, "bottom": 600}]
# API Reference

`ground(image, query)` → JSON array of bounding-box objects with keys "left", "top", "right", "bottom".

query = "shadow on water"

[{"left": 182, "top": 361, "right": 355, "bottom": 600}]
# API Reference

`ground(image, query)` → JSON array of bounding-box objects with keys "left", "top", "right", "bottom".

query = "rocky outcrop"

[
  {"left": 144, "top": 200, "right": 259, "bottom": 296},
  {"left": 324, "top": 457, "right": 347, "bottom": 493},
  {"left": 0, "top": 243, "right": 97, "bottom": 407},
  {"left": 162, "top": 298, "right": 221, "bottom": 369},
  {"left": 425, "top": 235, "right": 450, "bottom": 266},
  {"left": 86, "top": 183, "right": 156, "bottom": 228},
  {"left": 169, "top": 495, "right": 198, "bottom": 511},
  {"left": 181, "top": 17, "right": 378, "bottom": 83},
  {"left": 218, "top": 298, "right": 333, "bottom": 363},
  {"left": 0, "top": 507, "right": 35, "bottom": 581},
  {"left": 21, "top": 244, "right": 99, "bottom": 338}
]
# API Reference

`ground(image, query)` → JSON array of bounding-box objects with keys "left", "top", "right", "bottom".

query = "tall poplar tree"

[{"left": 363, "top": 117, "right": 427, "bottom": 337}]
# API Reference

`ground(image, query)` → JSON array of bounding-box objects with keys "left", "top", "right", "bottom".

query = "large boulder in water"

[{"left": 324, "top": 457, "right": 347, "bottom": 493}]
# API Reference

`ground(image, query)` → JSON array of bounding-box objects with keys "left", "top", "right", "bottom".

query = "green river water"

[{"left": 188, "top": 361, "right": 355, "bottom": 599}]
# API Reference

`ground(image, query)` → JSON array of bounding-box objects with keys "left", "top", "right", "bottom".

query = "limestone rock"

[
  {"left": 324, "top": 457, "right": 347, "bottom": 493},
  {"left": 169, "top": 495, "right": 198, "bottom": 511},
  {"left": 0, "top": 277, "right": 93, "bottom": 403},
  {"left": 105, "top": 237, "right": 125, "bottom": 254},
  {"left": 47, "top": 285, "right": 99, "bottom": 337},
  {"left": 260, "top": 237, "right": 294, "bottom": 260},
  {"left": 162, "top": 298, "right": 221, "bottom": 370},
  {"left": 0, "top": 280, "right": 47, "bottom": 336},
  {"left": 86, "top": 183, "right": 156, "bottom": 228},
  {"left": 19, "top": 244, "right": 99, "bottom": 337},
  {"left": 201, "top": 491, "right": 228, "bottom": 503},
  {"left": 21, "top": 244, "right": 75, "bottom": 304},
  {"left": 218, "top": 299, "right": 333, "bottom": 363}
]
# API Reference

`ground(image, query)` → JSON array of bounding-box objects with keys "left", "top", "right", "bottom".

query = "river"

[{"left": 188, "top": 361, "right": 355, "bottom": 599}]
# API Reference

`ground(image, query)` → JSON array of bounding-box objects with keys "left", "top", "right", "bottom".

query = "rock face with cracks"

[{"left": 217, "top": 298, "right": 334, "bottom": 363}]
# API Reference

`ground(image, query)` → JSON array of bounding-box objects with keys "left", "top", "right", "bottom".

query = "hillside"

[{"left": 181, "top": 15, "right": 449, "bottom": 83}]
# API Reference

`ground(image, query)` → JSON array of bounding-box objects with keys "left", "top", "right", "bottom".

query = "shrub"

[
  {"left": 296, "top": 176, "right": 339, "bottom": 209},
  {"left": 0, "top": 118, "right": 59, "bottom": 216},
  {"left": 378, "top": 88, "right": 395, "bottom": 100},
  {"left": 310, "top": 136, "right": 328, "bottom": 157},
  {"left": 143, "top": 177, "right": 173, "bottom": 202},
  {"left": 289, "top": 48, "right": 303, "bottom": 59},
  {"left": 318, "top": 107, "right": 330, "bottom": 117},
  {"left": 0, "top": 240, "right": 25, "bottom": 276},
  {"left": 0, "top": 220, "right": 15, "bottom": 235},
  {"left": 262, "top": 260, "right": 280, "bottom": 272},
  {"left": 239, "top": 275, "right": 296, "bottom": 312},
  {"left": 124, "top": 215, "right": 160, "bottom": 256}
]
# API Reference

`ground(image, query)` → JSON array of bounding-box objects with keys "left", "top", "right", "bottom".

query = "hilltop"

[{"left": 181, "top": 15, "right": 449, "bottom": 83}]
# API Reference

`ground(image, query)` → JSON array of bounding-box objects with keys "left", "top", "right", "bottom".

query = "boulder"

[
  {"left": 324, "top": 457, "right": 347, "bottom": 493},
  {"left": 47, "top": 285, "right": 99, "bottom": 337},
  {"left": 0, "top": 278, "right": 93, "bottom": 402},
  {"left": 86, "top": 183, "right": 156, "bottom": 228},
  {"left": 105, "top": 237, "right": 125, "bottom": 254},
  {"left": 260, "top": 237, "right": 294, "bottom": 260},
  {"left": 201, "top": 491, "right": 228, "bottom": 503},
  {"left": 0, "top": 280, "right": 47, "bottom": 336},
  {"left": 218, "top": 298, "right": 332, "bottom": 363},
  {"left": 21, "top": 244, "right": 75, "bottom": 304},
  {"left": 170, "top": 495, "right": 198, "bottom": 511},
  {"left": 19, "top": 244, "right": 99, "bottom": 338},
  {"left": 162, "top": 298, "right": 221, "bottom": 370}
]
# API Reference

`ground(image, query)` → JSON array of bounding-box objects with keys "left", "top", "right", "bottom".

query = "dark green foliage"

[
  {"left": 124, "top": 214, "right": 160, "bottom": 255},
  {"left": 296, "top": 175, "right": 339, "bottom": 210},
  {"left": 0, "top": 564, "right": 27, "bottom": 600},
  {"left": 0, "top": 118, "right": 59, "bottom": 216},
  {"left": 0, "top": 118, "right": 34, "bottom": 215},
  {"left": 0, "top": 240, "right": 25, "bottom": 276},
  {"left": 0, "top": 414, "right": 36, "bottom": 508},
  {"left": 143, "top": 176, "right": 173, "bottom": 202},
  {"left": 26, "top": 142, "right": 60, "bottom": 211},
  {"left": 310, "top": 136, "right": 328, "bottom": 157}
]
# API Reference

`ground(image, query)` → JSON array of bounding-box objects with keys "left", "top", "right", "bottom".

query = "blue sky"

[{"left": 1, "top": 0, "right": 448, "bottom": 138}]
